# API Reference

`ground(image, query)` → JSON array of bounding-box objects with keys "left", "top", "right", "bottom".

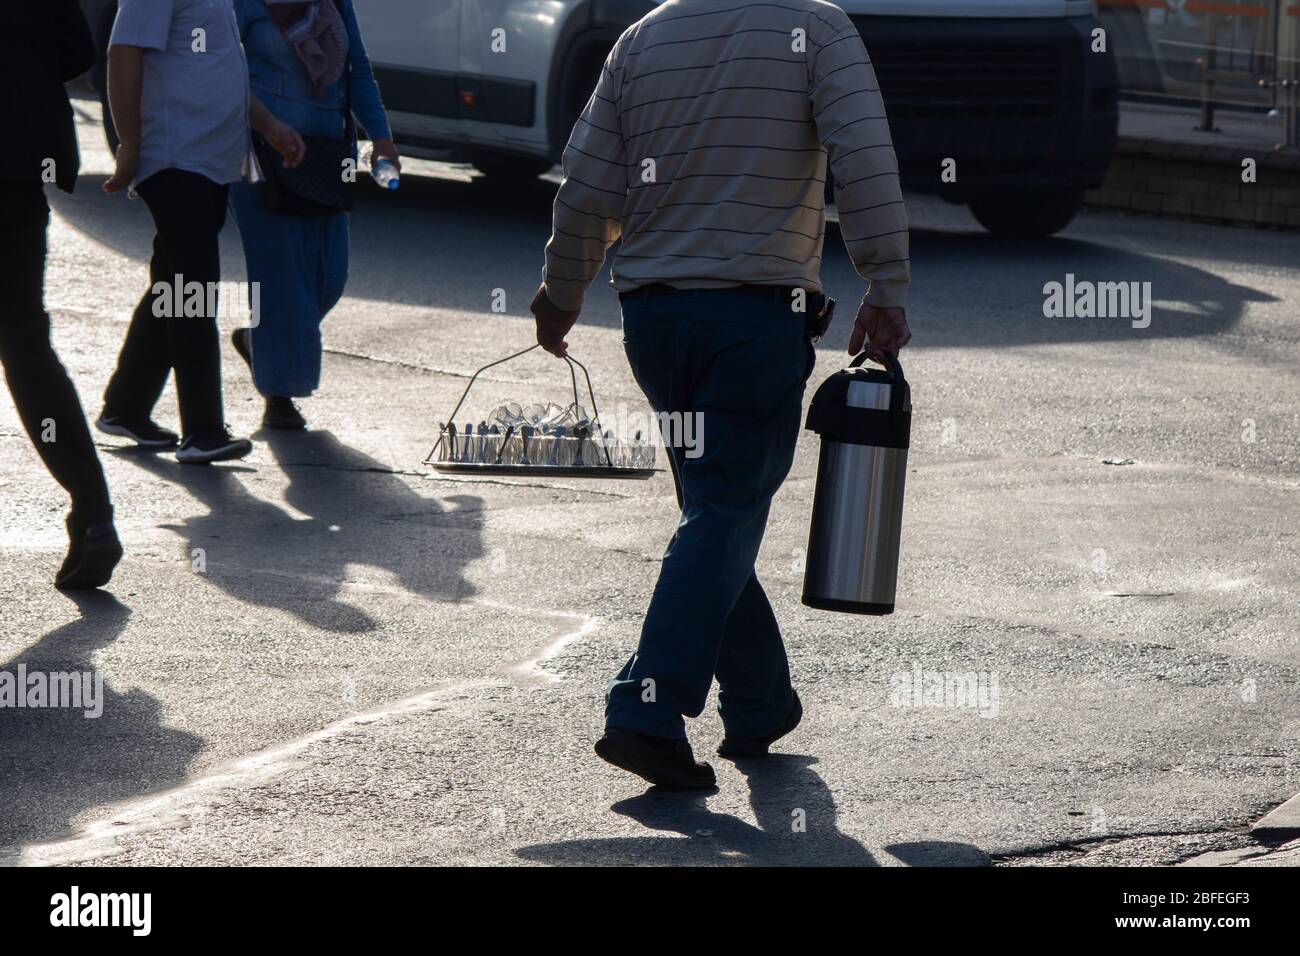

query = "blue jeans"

[
  {"left": 605, "top": 287, "right": 816, "bottom": 740},
  {"left": 228, "top": 182, "right": 349, "bottom": 398}
]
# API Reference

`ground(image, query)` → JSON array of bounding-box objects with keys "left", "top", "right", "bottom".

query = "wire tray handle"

[{"left": 427, "top": 344, "right": 614, "bottom": 468}]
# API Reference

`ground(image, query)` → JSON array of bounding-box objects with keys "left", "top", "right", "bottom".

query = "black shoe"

[
  {"left": 263, "top": 396, "right": 306, "bottom": 431},
  {"left": 231, "top": 327, "right": 253, "bottom": 372},
  {"left": 55, "top": 520, "right": 123, "bottom": 590},
  {"left": 176, "top": 427, "right": 253, "bottom": 465},
  {"left": 717, "top": 690, "right": 803, "bottom": 760},
  {"left": 95, "top": 413, "right": 179, "bottom": 448},
  {"left": 594, "top": 727, "right": 716, "bottom": 790}
]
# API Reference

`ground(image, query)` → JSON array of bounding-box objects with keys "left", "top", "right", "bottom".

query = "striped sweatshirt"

[{"left": 543, "top": 0, "right": 910, "bottom": 312}]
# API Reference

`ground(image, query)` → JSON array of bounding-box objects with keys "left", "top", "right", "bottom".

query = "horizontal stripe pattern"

[{"left": 544, "top": 0, "right": 909, "bottom": 311}]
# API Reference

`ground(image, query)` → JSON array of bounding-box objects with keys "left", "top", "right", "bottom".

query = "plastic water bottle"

[{"left": 371, "top": 157, "right": 400, "bottom": 191}]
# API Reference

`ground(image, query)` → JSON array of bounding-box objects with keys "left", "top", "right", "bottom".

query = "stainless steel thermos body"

[{"left": 802, "top": 353, "right": 911, "bottom": 615}]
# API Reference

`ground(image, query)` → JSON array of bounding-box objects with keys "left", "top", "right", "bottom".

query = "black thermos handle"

[
  {"left": 848, "top": 350, "right": 903, "bottom": 378},
  {"left": 847, "top": 351, "right": 906, "bottom": 417}
]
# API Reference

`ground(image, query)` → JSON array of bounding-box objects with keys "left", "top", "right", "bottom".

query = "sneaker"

[
  {"left": 175, "top": 427, "right": 253, "bottom": 465},
  {"left": 231, "top": 327, "right": 253, "bottom": 372},
  {"left": 594, "top": 727, "right": 717, "bottom": 790},
  {"left": 263, "top": 396, "right": 307, "bottom": 431},
  {"left": 95, "top": 413, "right": 179, "bottom": 448},
  {"left": 55, "top": 520, "right": 123, "bottom": 590},
  {"left": 717, "top": 690, "right": 803, "bottom": 760}
]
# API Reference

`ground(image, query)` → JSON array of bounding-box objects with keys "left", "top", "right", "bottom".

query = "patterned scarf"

[{"left": 262, "top": 0, "right": 349, "bottom": 98}]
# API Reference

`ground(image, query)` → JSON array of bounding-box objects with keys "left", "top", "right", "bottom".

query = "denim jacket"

[{"left": 234, "top": 0, "right": 392, "bottom": 142}]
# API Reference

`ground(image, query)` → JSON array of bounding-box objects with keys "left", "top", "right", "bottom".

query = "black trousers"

[
  {"left": 103, "top": 168, "right": 228, "bottom": 436},
  {"left": 0, "top": 182, "right": 112, "bottom": 529}
]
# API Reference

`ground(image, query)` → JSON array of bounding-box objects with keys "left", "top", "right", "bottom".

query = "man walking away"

[
  {"left": 532, "top": 0, "right": 913, "bottom": 788},
  {"left": 97, "top": 0, "right": 302, "bottom": 464},
  {"left": 0, "top": 1, "right": 123, "bottom": 589}
]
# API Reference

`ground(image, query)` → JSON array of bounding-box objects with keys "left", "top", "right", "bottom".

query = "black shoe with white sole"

[
  {"left": 594, "top": 727, "right": 717, "bottom": 790},
  {"left": 175, "top": 427, "right": 253, "bottom": 465},
  {"left": 95, "top": 413, "right": 179, "bottom": 448}
]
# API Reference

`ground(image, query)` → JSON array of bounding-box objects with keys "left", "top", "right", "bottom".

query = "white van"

[{"left": 80, "top": 1, "right": 1119, "bottom": 234}]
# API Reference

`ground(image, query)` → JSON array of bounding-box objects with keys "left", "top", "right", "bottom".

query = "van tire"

[
  {"left": 549, "top": 30, "right": 620, "bottom": 161},
  {"left": 969, "top": 189, "right": 1084, "bottom": 237}
]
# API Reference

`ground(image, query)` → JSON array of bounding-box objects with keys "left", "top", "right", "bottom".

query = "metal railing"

[{"left": 1098, "top": 0, "right": 1300, "bottom": 146}]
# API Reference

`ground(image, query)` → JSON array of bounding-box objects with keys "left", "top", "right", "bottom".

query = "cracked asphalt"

[{"left": 0, "top": 103, "right": 1297, "bottom": 867}]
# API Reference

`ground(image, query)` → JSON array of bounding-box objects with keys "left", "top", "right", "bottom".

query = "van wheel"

[
  {"left": 969, "top": 189, "right": 1083, "bottom": 237},
  {"left": 547, "top": 32, "right": 617, "bottom": 163},
  {"left": 472, "top": 154, "right": 555, "bottom": 181}
]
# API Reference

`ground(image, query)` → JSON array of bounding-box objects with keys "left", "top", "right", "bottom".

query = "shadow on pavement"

[
  {"left": 110, "top": 429, "right": 481, "bottom": 633},
  {"left": 857, "top": 226, "right": 1275, "bottom": 353},
  {"left": 0, "top": 591, "right": 204, "bottom": 854},
  {"left": 516, "top": 753, "right": 985, "bottom": 866}
]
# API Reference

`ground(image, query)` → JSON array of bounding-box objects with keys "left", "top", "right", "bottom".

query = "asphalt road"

[{"left": 1, "top": 104, "right": 1297, "bottom": 867}]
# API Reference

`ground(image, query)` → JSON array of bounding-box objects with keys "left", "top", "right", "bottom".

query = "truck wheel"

[
  {"left": 969, "top": 189, "right": 1084, "bottom": 237},
  {"left": 472, "top": 154, "right": 555, "bottom": 182}
]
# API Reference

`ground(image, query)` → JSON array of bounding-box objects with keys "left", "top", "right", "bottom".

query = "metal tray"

[
  {"left": 429, "top": 462, "right": 657, "bottom": 480},
  {"left": 423, "top": 344, "right": 658, "bottom": 481}
]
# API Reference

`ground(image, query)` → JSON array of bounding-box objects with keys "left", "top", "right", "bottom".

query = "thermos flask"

[{"left": 802, "top": 352, "right": 911, "bottom": 615}]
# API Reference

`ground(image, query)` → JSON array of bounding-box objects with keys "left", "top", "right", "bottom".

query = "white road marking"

[{"left": 5, "top": 601, "right": 599, "bottom": 867}]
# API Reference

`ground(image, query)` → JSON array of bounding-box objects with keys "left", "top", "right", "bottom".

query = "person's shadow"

[
  {"left": 0, "top": 592, "right": 204, "bottom": 856},
  {"left": 112, "top": 429, "right": 481, "bottom": 633},
  {"left": 516, "top": 753, "right": 987, "bottom": 866}
]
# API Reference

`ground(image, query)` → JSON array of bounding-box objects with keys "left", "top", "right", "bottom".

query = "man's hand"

[
  {"left": 849, "top": 299, "right": 911, "bottom": 364},
  {"left": 103, "top": 144, "right": 139, "bottom": 194},
  {"left": 531, "top": 284, "right": 579, "bottom": 358},
  {"left": 264, "top": 119, "right": 307, "bottom": 169}
]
